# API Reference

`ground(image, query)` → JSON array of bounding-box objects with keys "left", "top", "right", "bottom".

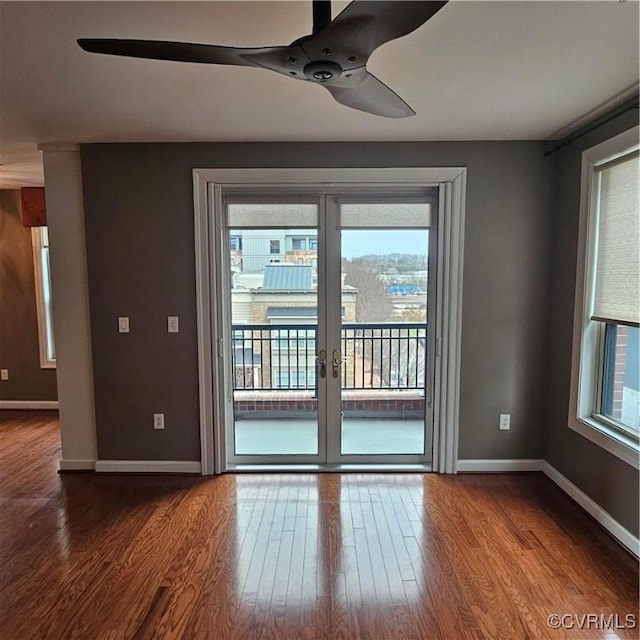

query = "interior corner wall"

[
  {"left": 0, "top": 190, "right": 58, "bottom": 401},
  {"left": 80, "top": 141, "right": 554, "bottom": 463},
  {"left": 545, "top": 108, "right": 639, "bottom": 537}
]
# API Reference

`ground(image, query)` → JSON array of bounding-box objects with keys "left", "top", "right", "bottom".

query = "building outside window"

[{"left": 272, "top": 368, "right": 316, "bottom": 389}]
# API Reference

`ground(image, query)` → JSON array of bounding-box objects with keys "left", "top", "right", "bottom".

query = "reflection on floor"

[
  {"left": 234, "top": 418, "right": 426, "bottom": 455},
  {"left": 3, "top": 411, "right": 638, "bottom": 640}
]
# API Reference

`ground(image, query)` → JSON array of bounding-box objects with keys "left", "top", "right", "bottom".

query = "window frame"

[
  {"left": 31, "top": 227, "right": 56, "bottom": 369},
  {"left": 193, "top": 166, "right": 466, "bottom": 475},
  {"left": 569, "top": 125, "right": 639, "bottom": 468}
]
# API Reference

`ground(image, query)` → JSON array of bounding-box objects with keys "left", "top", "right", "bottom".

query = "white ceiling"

[{"left": 1, "top": 1, "right": 638, "bottom": 188}]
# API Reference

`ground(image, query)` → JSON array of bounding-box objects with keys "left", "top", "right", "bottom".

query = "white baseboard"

[
  {"left": 542, "top": 461, "right": 639, "bottom": 558},
  {"left": 457, "top": 459, "right": 543, "bottom": 472},
  {"left": 59, "top": 458, "right": 96, "bottom": 472},
  {"left": 0, "top": 400, "right": 59, "bottom": 410},
  {"left": 95, "top": 460, "right": 202, "bottom": 474}
]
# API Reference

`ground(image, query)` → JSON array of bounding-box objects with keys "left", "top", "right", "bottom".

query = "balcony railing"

[{"left": 232, "top": 322, "right": 426, "bottom": 392}]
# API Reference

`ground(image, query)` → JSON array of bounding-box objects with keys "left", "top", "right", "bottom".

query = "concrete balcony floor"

[{"left": 234, "top": 417, "right": 426, "bottom": 456}]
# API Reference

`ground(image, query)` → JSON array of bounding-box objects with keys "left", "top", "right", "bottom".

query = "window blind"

[
  {"left": 341, "top": 203, "right": 431, "bottom": 228},
  {"left": 591, "top": 150, "right": 639, "bottom": 327},
  {"left": 228, "top": 203, "right": 318, "bottom": 228}
]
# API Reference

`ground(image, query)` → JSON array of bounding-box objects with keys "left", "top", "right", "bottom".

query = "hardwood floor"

[{"left": 0, "top": 411, "right": 638, "bottom": 640}]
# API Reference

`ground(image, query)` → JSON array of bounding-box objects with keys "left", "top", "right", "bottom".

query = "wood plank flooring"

[{"left": 1, "top": 411, "right": 638, "bottom": 640}]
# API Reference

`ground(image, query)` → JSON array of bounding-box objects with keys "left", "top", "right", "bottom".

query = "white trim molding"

[
  {"left": 95, "top": 460, "right": 202, "bottom": 474},
  {"left": 193, "top": 167, "right": 466, "bottom": 475},
  {"left": 0, "top": 400, "right": 59, "bottom": 410},
  {"left": 547, "top": 83, "right": 639, "bottom": 141},
  {"left": 542, "top": 461, "right": 640, "bottom": 558},
  {"left": 457, "top": 459, "right": 544, "bottom": 473},
  {"left": 59, "top": 458, "right": 95, "bottom": 472},
  {"left": 435, "top": 177, "right": 466, "bottom": 474}
]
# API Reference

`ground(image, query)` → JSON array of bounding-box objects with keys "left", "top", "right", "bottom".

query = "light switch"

[
  {"left": 499, "top": 413, "right": 511, "bottom": 430},
  {"left": 168, "top": 316, "right": 179, "bottom": 333},
  {"left": 118, "top": 316, "right": 130, "bottom": 333}
]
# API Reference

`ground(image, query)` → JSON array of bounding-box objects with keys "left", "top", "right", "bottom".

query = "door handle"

[
  {"left": 316, "top": 349, "right": 327, "bottom": 378},
  {"left": 332, "top": 349, "right": 342, "bottom": 378}
]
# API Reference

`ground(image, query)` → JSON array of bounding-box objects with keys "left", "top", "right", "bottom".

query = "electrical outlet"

[
  {"left": 0, "top": 369, "right": 8, "bottom": 381},
  {"left": 167, "top": 316, "right": 179, "bottom": 333},
  {"left": 499, "top": 413, "right": 511, "bottom": 430},
  {"left": 153, "top": 413, "right": 165, "bottom": 430},
  {"left": 118, "top": 316, "right": 130, "bottom": 333}
]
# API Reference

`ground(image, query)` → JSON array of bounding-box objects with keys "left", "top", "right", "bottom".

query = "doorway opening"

[{"left": 225, "top": 194, "right": 434, "bottom": 467}]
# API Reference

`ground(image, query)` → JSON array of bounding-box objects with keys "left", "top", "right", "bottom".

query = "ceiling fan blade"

[
  {"left": 77, "top": 38, "right": 297, "bottom": 69},
  {"left": 300, "top": 1, "right": 447, "bottom": 68},
  {"left": 323, "top": 67, "right": 415, "bottom": 118}
]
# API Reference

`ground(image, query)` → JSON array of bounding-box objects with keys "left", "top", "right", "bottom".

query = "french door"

[{"left": 218, "top": 188, "right": 437, "bottom": 468}]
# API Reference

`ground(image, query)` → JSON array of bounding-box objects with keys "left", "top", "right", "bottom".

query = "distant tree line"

[
  {"left": 353, "top": 253, "right": 426, "bottom": 274},
  {"left": 342, "top": 254, "right": 429, "bottom": 322}
]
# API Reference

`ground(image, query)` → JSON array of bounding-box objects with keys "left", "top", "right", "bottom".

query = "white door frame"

[{"left": 193, "top": 168, "right": 466, "bottom": 475}]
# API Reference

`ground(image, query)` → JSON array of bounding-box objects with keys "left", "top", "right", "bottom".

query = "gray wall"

[
  {"left": 81, "top": 142, "right": 554, "bottom": 461},
  {"left": 545, "top": 110, "right": 639, "bottom": 537},
  {"left": 0, "top": 190, "right": 58, "bottom": 401}
]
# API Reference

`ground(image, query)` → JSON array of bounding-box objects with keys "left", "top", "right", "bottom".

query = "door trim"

[{"left": 193, "top": 167, "right": 466, "bottom": 475}]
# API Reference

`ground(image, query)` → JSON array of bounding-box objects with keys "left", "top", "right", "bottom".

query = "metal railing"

[{"left": 232, "top": 322, "right": 426, "bottom": 391}]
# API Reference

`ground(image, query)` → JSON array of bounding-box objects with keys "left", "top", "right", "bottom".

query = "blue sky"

[{"left": 342, "top": 230, "right": 428, "bottom": 258}]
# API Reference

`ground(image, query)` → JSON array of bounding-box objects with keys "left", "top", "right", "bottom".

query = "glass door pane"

[
  {"left": 339, "top": 203, "right": 431, "bottom": 458},
  {"left": 226, "top": 202, "right": 321, "bottom": 459}
]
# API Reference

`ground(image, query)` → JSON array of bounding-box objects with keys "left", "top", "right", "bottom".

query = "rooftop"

[{"left": 262, "top": 264, "right": 314, "bottom": 291}]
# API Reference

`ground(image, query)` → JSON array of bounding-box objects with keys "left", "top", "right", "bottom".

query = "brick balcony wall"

[
  {"left": 233, "top": 390, "right": 425, "bottom": 419},
  {"left": 612, "top": 326, "right": 628, "bottom": 420}
]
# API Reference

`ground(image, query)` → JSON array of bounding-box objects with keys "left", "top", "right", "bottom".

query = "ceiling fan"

[{"left": 78, "top": 1, "right": 447, "bottom": 118}]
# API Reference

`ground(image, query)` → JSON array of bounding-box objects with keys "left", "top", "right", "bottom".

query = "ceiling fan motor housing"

[{"left": 303, "top": 60, "right": 343, "bottom": 83}]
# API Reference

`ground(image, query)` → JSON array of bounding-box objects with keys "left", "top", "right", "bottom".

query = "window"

[
  {"left": 269, "top": 240, "right": 280, "bottom": 254},
  {"left": 271, "top": 329, "right": 316, "bottom": 351},
  {"left": 272, "top": 368, "right": 315, "bottom": 389},
  {"left": 229, "top": 235, "right": 242, "bottom": 251},
  {"left": 570, "top": 126, "right": 639, "bottom": 468},
  {"left": 31, "top": 227, "right": 56, "bottom": 368},
  {"left": 291, "top": 236, "right": 317, "bottom": 251}
]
